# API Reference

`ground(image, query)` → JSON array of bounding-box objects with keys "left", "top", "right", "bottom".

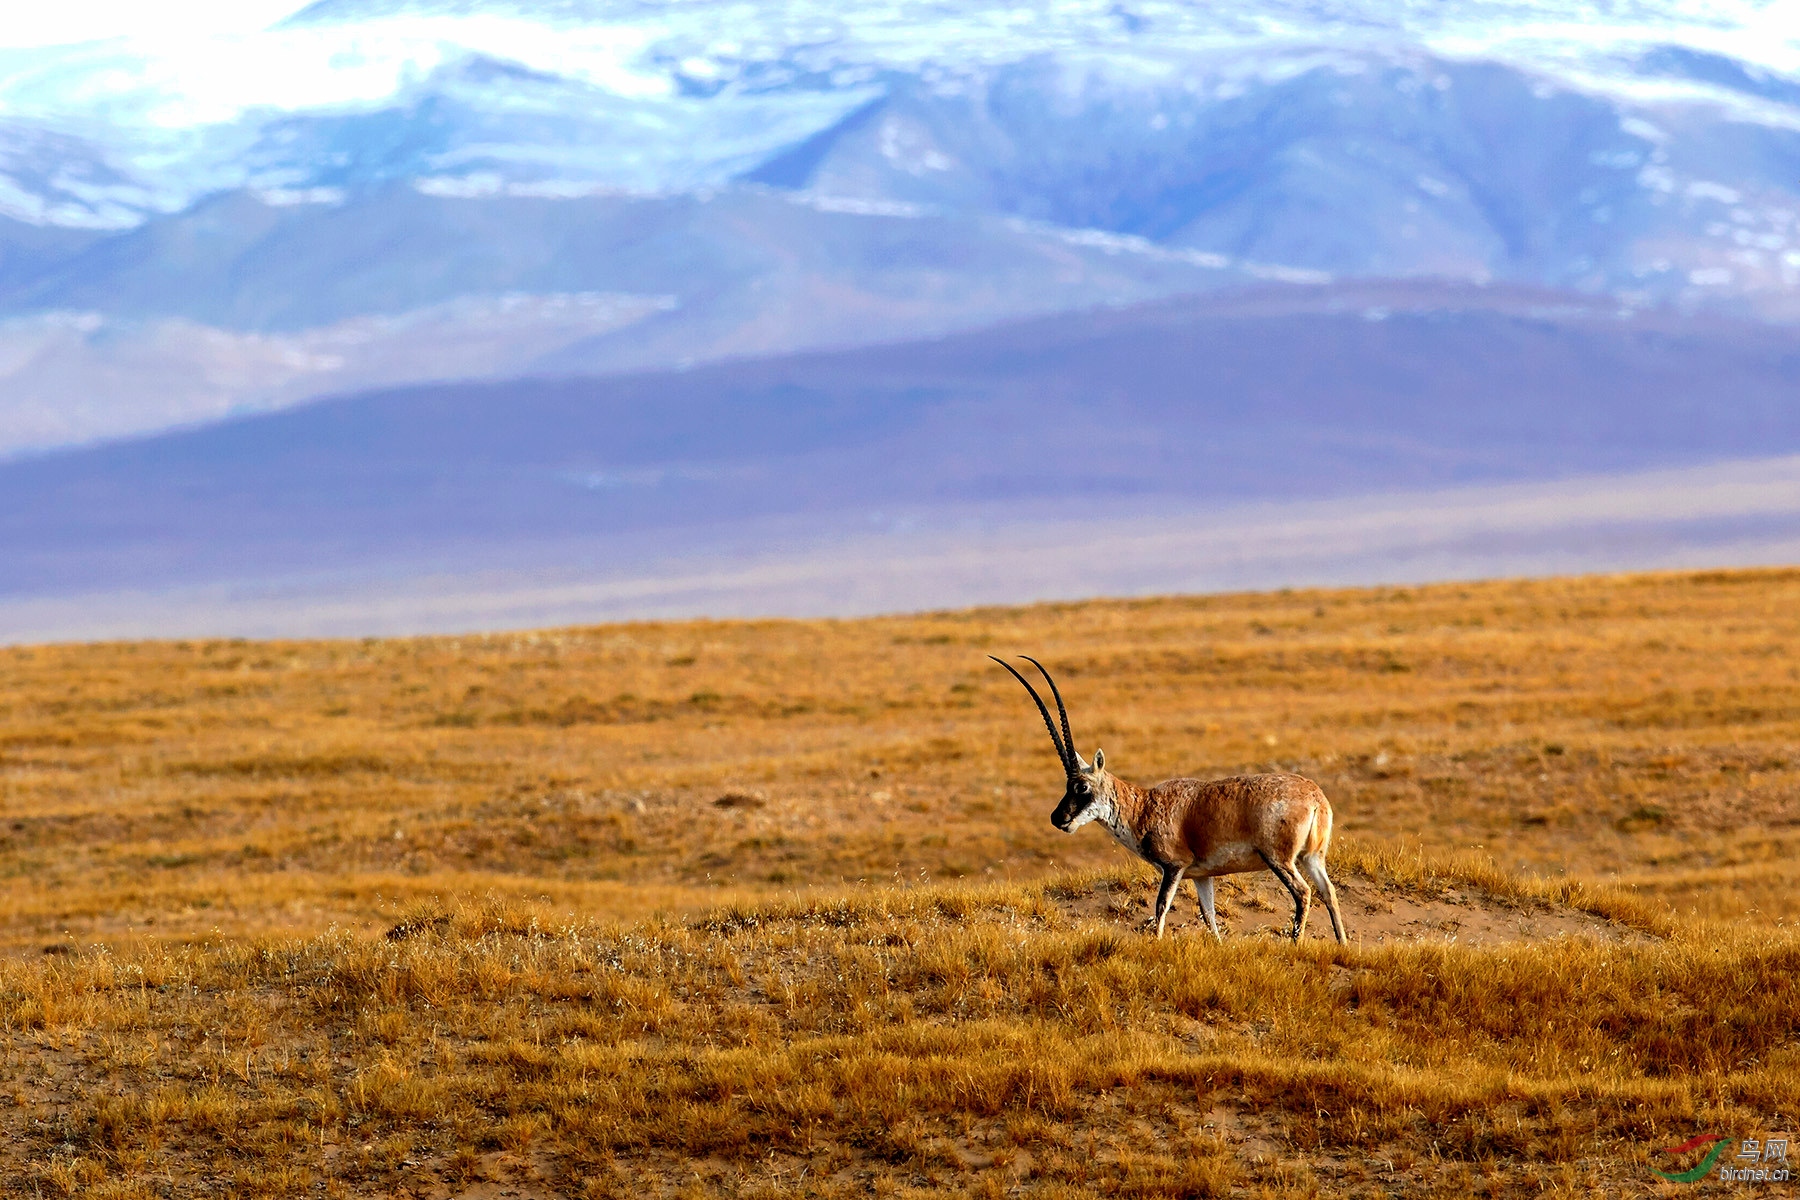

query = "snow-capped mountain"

[
  {"left": 5, "top": 1, "right": 1800, "bottom": 456},
  {"left": 4, "top": 0, "right": 1800, "bottom": 226}
]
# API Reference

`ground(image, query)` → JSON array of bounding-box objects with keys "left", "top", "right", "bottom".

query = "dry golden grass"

[{"left": 2, "top": 567, "right": 1798, "bottom": 1196}]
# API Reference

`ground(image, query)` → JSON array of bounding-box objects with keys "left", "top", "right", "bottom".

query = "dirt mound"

[{"left": 1053, "top": 870, "right": 1653, "bottom": 946}]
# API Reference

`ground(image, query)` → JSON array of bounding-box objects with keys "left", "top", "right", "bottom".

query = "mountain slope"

[{"left": 0, "top": 186, "right": 1249, "bottom": 455}]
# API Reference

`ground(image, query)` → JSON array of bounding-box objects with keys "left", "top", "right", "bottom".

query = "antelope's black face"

[
  {"left": 1051, "top": 775, "right": 1097, "bottom": 832},
  {"left": 1050, "top": 750, "right": 1107, "bottom": 832}
]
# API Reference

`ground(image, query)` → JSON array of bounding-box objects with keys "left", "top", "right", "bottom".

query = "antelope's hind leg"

[
  {"left": 1194, "top": 875, "right": 1224, "bottom": 942},
  {"left": 1299, "top": 852, "right": 1347, "bottom": 945},
  {"left": 1258, "top": 851, "right": 1313, "bottom": 942}
]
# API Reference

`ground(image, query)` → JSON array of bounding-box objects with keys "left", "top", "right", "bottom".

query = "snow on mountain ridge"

[
  {"left": 3, "top": 0, "right": 1800, "bottom": 228},
  {"left": 277, "top": 1, "right": 1800, "bottom": 82}
]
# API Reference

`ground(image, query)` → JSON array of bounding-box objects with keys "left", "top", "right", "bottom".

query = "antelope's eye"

[{"left": 1076, "top": 782, "right": 1090, "bottom": 795}]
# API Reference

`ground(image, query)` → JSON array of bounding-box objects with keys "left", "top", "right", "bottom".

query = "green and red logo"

[{"left": 1655, "top": 1134, "right": 1733, "bottom": 1182}]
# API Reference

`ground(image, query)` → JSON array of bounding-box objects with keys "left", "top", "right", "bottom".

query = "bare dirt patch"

[{"left": 1053, "top": 869, "right": 1655, "bottom": 946}]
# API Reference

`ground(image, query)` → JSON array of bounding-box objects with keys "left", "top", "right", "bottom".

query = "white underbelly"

[{"left": 1193, "top": 841, "right": 1261, "bottom": 874}]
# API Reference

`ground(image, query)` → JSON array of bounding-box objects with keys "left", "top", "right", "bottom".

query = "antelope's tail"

[{"left": 1307, "top": 795, "right": 1334, "bottom": 857}]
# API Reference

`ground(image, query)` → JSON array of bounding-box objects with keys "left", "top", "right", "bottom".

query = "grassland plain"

[{"left": 1, "top": 568, "right": 1798, "bottom": 1197}]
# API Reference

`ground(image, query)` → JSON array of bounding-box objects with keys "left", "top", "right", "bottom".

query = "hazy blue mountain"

[
  {"left": 7, "top": 281, "right": 1800, "bottom": 603},
  {"left": 753, "top": 58, "right": 1701, "bottom": 292},
  {"left": 0, "top": 184, "right": 1233, "bottom": 334},
  {"left": 0, "top": 215, "right": 102, "bottom": 290},
  {"left": 0, "top": 185, "right": 1255, "bottom": 454}
]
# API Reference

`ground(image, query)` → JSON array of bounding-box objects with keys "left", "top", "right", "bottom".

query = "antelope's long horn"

[
  {"left": 1020, "top": 656, "right": 1075, "bottom": 767},
  {"left": 989, "top": 655, "right": 1073, "bottom": 774}
]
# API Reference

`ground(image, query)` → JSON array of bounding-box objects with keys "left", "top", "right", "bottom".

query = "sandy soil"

[{"left": 1054, "top": 869, "right": 1653, "bottom": 946}]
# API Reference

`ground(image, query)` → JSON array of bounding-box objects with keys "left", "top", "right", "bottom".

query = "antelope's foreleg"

[{"left": 1150, "top": 864, "right": 1186, "bottom": 938}]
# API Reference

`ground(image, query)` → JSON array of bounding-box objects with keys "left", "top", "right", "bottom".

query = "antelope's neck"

[{"left": 1099, "top": 773, "right": 1152, "bottom": 854}]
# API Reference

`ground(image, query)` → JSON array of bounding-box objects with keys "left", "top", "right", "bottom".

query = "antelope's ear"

[{"left": 1093, "top": 748, "right": 1105, "bottom": 770}]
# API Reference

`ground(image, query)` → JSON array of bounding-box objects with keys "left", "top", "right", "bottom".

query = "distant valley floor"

[{"left": 5, "top": 452, "right": 1799, "bottom": 642}]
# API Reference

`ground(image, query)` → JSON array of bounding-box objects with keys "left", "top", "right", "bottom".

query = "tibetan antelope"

[{"left": 991, "top": 656, "right": 1347, "bottom": 944}]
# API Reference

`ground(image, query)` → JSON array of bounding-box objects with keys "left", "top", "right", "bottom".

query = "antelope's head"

[{"left": 989, "top": 656, "right": 1110, "bottom": 833}]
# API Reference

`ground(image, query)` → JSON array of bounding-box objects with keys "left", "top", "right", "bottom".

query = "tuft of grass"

[{"left": 0, "top": 875, "right": 1793, "bottom": 1196}]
